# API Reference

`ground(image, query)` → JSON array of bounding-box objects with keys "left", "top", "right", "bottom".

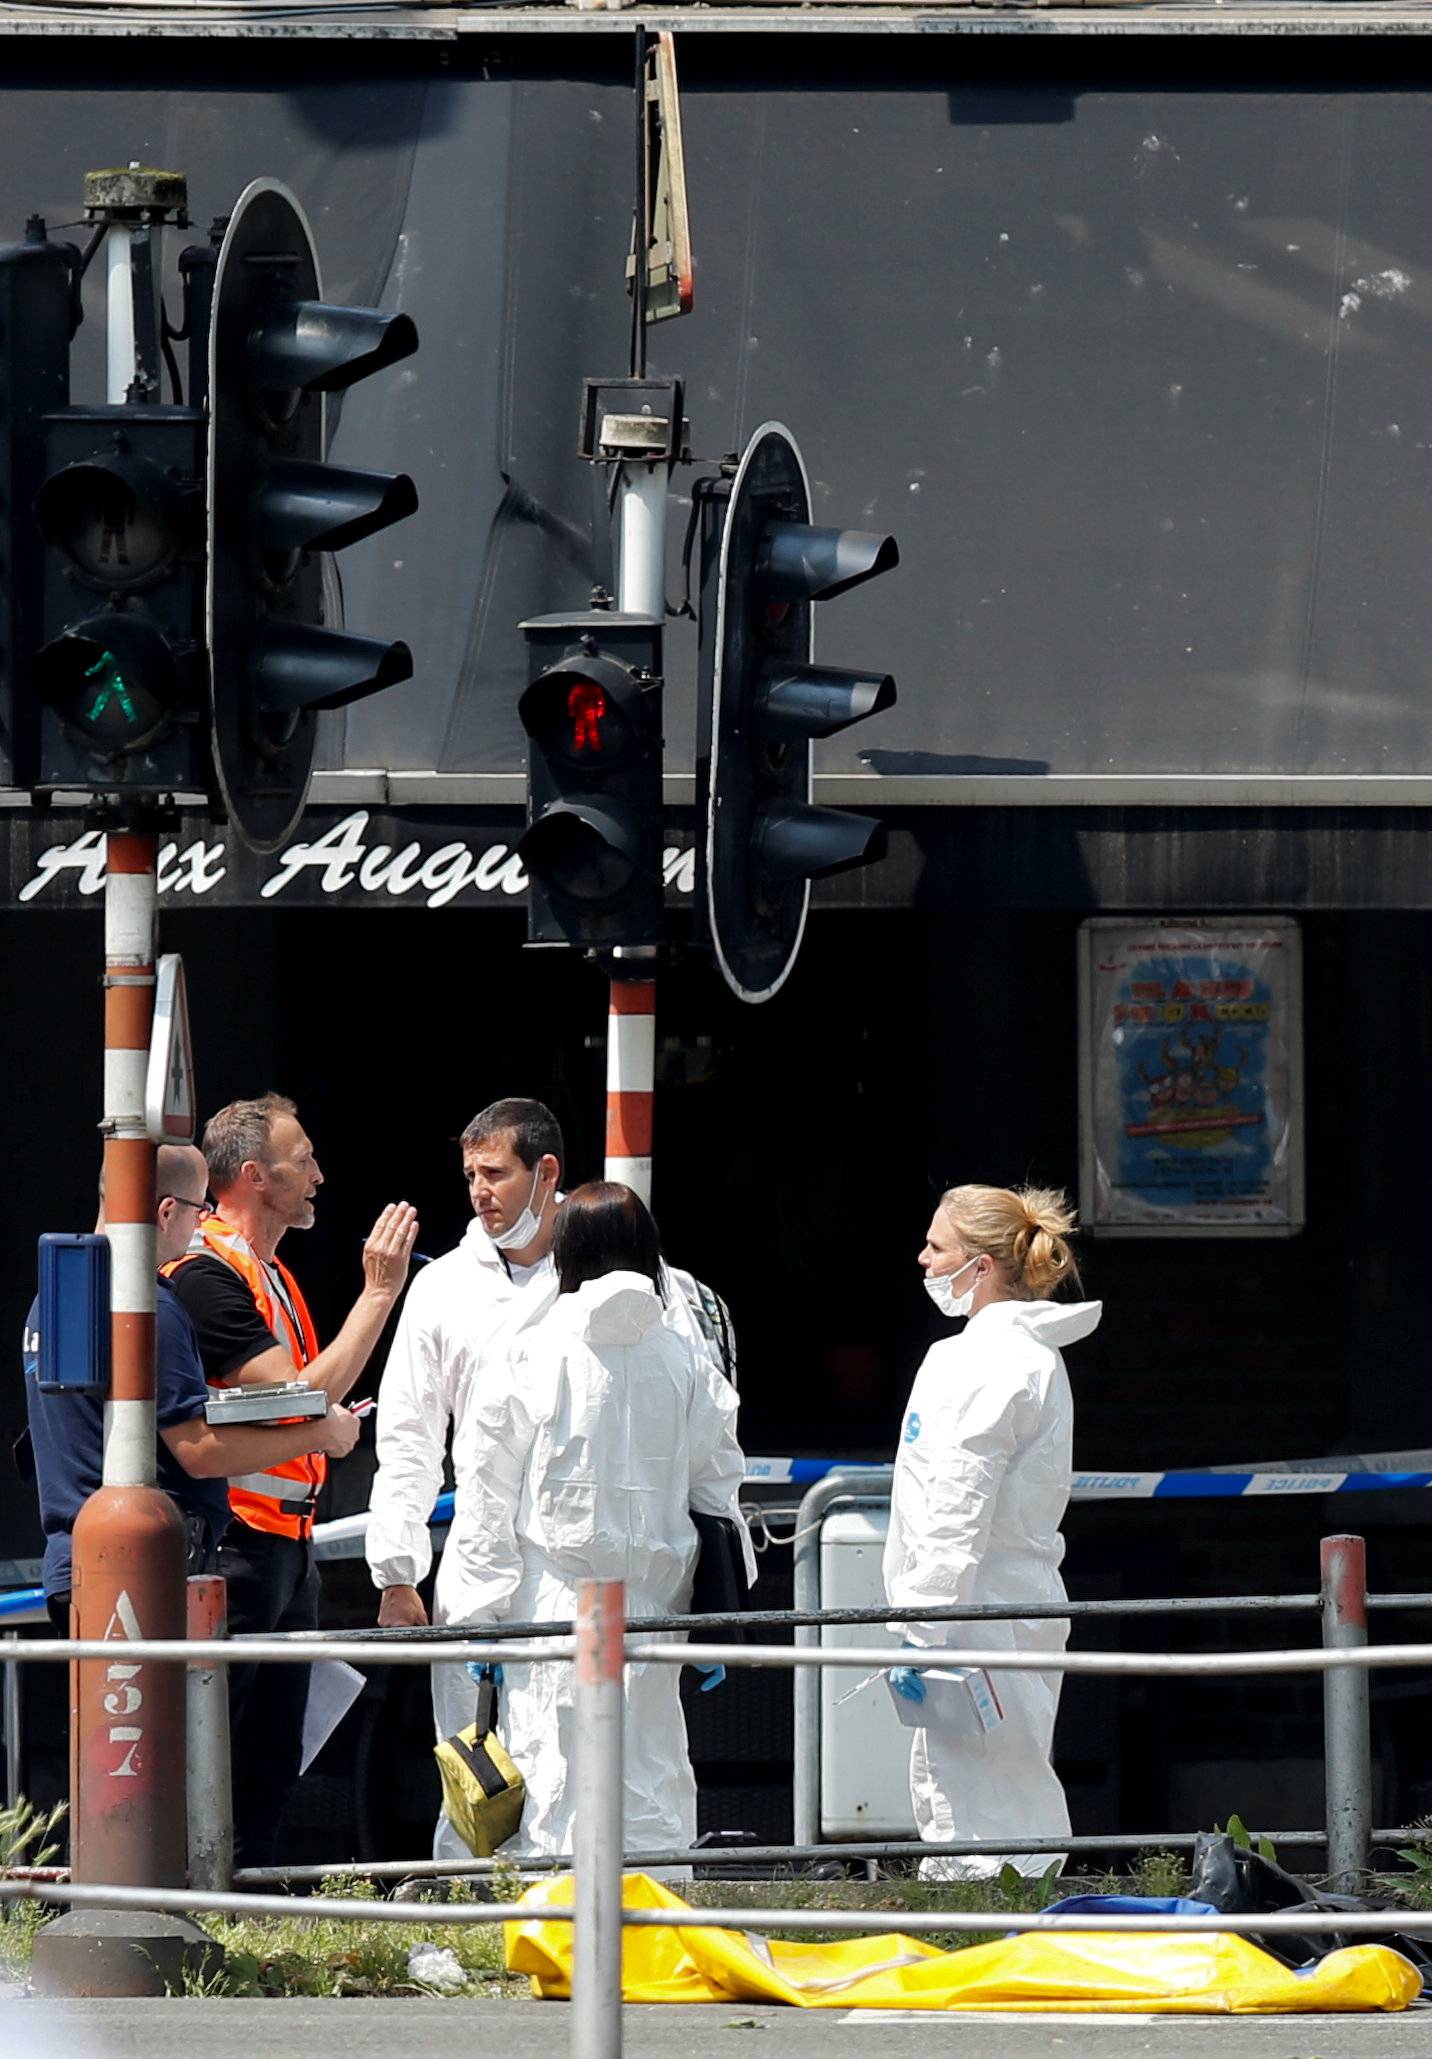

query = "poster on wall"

[{"left": 1078, "top": 918, "right": 1304, "bottom": 1237}]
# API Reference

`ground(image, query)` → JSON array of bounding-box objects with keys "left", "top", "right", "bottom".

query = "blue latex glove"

[
  {"left": 466, "top": 1661, "right": 504, "bottom": 1686},
  {"left": 694, "top": 1663, "right": 726, "bottom": 1692},
  {"left": 888, "top": 1663, "right": 927, "bottom": 1704}
]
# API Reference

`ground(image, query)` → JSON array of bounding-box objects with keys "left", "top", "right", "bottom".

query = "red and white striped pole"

[
  {"left": 605, "top": 978, "right": 655, "bottom": 1206},
  {"left": 69, "top": 828, "right": 188, "bottom": 1888}
]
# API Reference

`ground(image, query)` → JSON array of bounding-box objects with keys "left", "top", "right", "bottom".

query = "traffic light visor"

[
  {"left": 758, "top": 804, "right": 890, "bottom": 883},
  {"left": 757, "top": 522, "right": 900, "bottom": 604},
  {"left": 251, "top": 623, "right": 414, "bottom": 716},
  {"left": 759, "top": 665, "right": 897, "bottom": 740},
  {"left": 257, "top": 460, "right": 419, "bottom": 562},
  {"left": 251, "top": 302, "right": 418, "bottom": 404}
]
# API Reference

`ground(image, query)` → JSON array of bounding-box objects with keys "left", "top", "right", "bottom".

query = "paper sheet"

[{"left": 301, "top": 1659, "right": 367, "bottom": 1773}]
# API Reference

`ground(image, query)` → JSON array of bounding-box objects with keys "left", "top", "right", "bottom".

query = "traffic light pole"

[
  {"left": 605, "top": 423, "right": 668, "bottom": 1207},
  {"left": 104, "top": 226, "right": 135, "bottom": 402},
  {"left": 614, "top": 463, "right": 668, "bottom": 619},
  {"left": 30, "top": 172, "right": 203, "bottom": 1977},
  {"left": 88, "top": 167, "right": 189, "bottom": 406},
  {"left": 604, "top": 975, "right": 656, "bottom": 1206},
  {"left": 70, "top": 171, "right": 194, "bottom": 1915}
]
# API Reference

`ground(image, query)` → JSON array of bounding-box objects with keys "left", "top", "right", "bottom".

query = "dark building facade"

[{"left": 5, "top": 18, "right": 1432, "bottom": 1856}]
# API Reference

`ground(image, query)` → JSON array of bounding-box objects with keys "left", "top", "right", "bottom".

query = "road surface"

[{"left": 1, "top": 1998, "right": 1429, "bottom": 2055}]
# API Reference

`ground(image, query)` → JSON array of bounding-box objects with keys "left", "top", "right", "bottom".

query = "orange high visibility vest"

[{"left": 165, "top": 1213, "right": 324, "bottom": 1541}]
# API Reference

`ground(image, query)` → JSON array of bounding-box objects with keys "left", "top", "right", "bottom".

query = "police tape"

[
  {"left": 368, "top": 1459, "right": 1432, "bottom": 1529},
  {"left": 740, "top": 1457, "right": 1432, "bottom": 1497},
  {"left": 1072, "top": 1469, "right": 1432, "bottom": 1499},
  {"left": 4, "top": 1458, "right": 1431, "bottom": 1606}
]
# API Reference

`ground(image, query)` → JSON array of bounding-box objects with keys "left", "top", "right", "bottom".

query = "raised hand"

[{"left": 362, "top": 1202, "right": 420, "bottom": 1300}]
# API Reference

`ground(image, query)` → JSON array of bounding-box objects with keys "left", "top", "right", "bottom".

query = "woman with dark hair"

[
  {"left": 553, "top": 1180, "right": 664, "bottom": 1294},
  {"left": 447, "top": 1182, "right": 748, "bottom": 1862}
]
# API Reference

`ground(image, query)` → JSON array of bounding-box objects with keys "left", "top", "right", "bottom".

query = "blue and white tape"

[
  {"left": 743, "top": 1458, "right": 886, "bottom": 1488},
  {"left": 1072, "top": 1469, "right": 1432, "bottom": 1500},
  {"left": 6, "top": 1457, "right": 1431, "bottom": 1610},
  {"left": 741, "top": 1456, "right": 1432, "bottom": 1497}
]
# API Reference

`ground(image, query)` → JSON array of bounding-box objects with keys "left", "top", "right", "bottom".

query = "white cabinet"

[{"left": 818, "top": 1507, "right": 916, "bottom": 1839}]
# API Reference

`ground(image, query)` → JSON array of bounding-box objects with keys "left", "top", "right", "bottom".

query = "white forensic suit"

[
  {"left": 882, "top": 1296, "right": 1102, "bottom": 1880},
  {"left": 365, "top": 1219, "right": 555, "bottom": 1856},
  {"left": 444, "top": 1269, "right": 749, "bottom": 1863}
]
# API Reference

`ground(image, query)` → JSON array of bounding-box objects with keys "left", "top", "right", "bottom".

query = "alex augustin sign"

[{"left": 6, "top": 809, "right": 699, "bottom": 911}]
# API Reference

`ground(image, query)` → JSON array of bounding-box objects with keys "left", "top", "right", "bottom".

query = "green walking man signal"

[{"left": 81, "top": 650, "right": 137, "bottom": 731}]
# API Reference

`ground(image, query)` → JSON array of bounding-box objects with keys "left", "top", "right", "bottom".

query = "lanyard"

[{"left": 260, "top": 1257, "right": 308, "bottom": 1364}]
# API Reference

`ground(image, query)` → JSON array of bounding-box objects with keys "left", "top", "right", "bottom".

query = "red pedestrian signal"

[
  {"left": 518, "top": 614, "right": 664, "bottom": 950},
  {"left": 568, "top": 680, "right": 608, "bottom": 754}
]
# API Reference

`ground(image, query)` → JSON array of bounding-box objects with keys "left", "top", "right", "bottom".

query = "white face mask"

[
  {"left": 485, "top": 1163, "right": 547, "bottom": 1251},
  {"left": 923, "top": 1254, "right": 980, "bottom": 1320}
]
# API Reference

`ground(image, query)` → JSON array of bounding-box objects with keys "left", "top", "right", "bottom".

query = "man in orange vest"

[{"left": 166, "top": 1091, "right": 418, "bottom": 1870}]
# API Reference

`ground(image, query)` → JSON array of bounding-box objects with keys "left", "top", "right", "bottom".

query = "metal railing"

[{"left": 3, "top": 1533, "right": 1432, "bottom": 2050}]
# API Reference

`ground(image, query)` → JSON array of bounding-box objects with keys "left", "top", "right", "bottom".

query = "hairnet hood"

[
  {"left": 970, "top": 1298, "right": 1103, "bottom": 1349},
  {"left": 561, "top": 1270, "right": 667, "bottom": 1346}
]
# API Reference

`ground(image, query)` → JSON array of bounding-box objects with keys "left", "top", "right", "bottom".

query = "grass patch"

[
  {"left": 190, "top": 1872, "right": 531, "bottom": 1997},
  {"left": 0, "top": 1902, "right": 46, "bottom": 1986},
  {"left": 0, "top": 1797, "right": 67, "bottom": 1988},
  {"left": 0, "top": 1796, "right": 65, "bottom": 1872}
]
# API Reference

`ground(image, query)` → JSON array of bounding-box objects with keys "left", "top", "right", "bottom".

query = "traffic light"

[
  {"left": 207, "top": 178, "right": 418, "bottom": 853},
  {"left": 518, "top": 611, "right": 663, "bottom": 950},
  {"left": 0, "top": 224, "right": 78, "bottom": 789},
  {"left": 696, "top": 421, "right": 898, "bottom": 1003},
  {"left": 32, "top": 405, "right": 206, "bottom": 795}
]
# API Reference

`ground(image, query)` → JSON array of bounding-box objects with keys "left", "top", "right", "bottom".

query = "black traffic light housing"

[
  {"left": 207, "top": 178, "right": 418, "bottom": 853},
  {"left": 32, "top": 405, "right": 206, "bottom": 794},
  {"left": 518, "top": 611, "right": 664, "bottom": 950},
  {"left": 0, "top": 225, "right": 79, "bottom": 789},
  {"left": 696, "top": 421, "right": 898, "bottom": 1003}
]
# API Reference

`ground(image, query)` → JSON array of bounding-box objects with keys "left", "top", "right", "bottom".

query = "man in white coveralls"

[{"left": 365, "top": 1096, "right": 751, "bottom": 1861}]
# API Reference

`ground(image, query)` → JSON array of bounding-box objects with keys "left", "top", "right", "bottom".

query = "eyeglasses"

[{"left": 159, "top": 1194, "right": 210, "bottom": 1216}]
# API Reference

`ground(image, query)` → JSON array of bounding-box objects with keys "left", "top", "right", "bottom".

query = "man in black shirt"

[
  {"left": 23, "top": 1145, "right": 360, "bottom": 1631},
  {"left": 165, "top": 1095, "right": 416, "bottom": 1869}
]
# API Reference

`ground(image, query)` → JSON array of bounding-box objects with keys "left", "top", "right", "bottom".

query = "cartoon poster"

[{"left": 1079, "top": 919, "right": 1304, "bottom": 1235}]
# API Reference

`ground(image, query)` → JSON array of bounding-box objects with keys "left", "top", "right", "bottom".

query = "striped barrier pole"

[
  {"left": 39, "top": 830, "right": 191, "bottom": 1990},
  {"left": 605, "top": 978, "right": 655, "bottom": 1206},
  {"left": 573, "top": 1579, "right": 625, "bottom": 2059},
  {"left": 72, "top": 828, "right": 188, "bottom": 1886}
]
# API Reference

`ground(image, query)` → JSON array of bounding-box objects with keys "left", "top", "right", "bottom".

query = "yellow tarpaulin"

[{"left": 503, "top": 1872, "right": 1421, "bottom": 2014}]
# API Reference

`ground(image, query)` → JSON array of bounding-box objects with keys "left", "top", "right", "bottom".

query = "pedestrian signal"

[{"left": 518, "top": 614, "right": 664, "bottom": 949}]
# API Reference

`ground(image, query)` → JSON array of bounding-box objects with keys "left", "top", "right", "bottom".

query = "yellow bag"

[
  {"left": 433, "top": 1670, "right": 525, "bottom": 1859},
  {"left": 505, "top": 1872, "right": 1421, "bottom": 2013}
]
